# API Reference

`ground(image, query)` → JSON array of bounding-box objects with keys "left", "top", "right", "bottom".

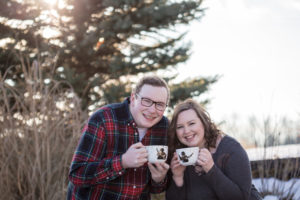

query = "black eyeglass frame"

[{"left": 135, "top": 93, "right": 167, "bottom": 111}]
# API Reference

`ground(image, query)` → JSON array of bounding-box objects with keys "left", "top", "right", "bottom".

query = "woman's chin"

[{"left": 184, "top": 142, "right": 198, "bottom": 147}]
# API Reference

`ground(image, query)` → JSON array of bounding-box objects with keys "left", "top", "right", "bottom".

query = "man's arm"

[{"left": 68, "top": 115, "right": 125, "bottom": 187}]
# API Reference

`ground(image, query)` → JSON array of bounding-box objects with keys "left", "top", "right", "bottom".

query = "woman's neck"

[{"left": 209, "top": 134, "right": 224, "bottom": 153}]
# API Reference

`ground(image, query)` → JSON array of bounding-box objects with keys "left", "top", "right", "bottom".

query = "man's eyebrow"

[{"left": 143, "top": 96, "right": 166, "bottom": 103}]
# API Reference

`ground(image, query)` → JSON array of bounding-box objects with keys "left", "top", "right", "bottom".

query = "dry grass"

[
  {"left": 0, "top": 58, "right": 86, "bottom": 199},
  {"left": 151, "top": 193, "right": 165, "bottom": 200}
]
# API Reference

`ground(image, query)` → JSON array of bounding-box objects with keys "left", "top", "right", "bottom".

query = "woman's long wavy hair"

[{"left": 168, "top": 99, "right": 223, "bottom": 161}]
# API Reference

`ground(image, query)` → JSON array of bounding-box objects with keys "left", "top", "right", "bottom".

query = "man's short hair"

[{"left": 133, "top": 76, "right": 170, "bottom": 103}]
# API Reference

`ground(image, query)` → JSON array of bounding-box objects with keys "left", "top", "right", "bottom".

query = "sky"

[
  {"left": 177, "top": 0, "right": 300, "bottom": 123},
  {"left": 12, "top": 0, "right": 300, "bottom": 125}
]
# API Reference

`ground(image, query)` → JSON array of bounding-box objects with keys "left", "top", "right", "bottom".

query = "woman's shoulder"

[
  {"left": 218, "top": 135, "right": 245, "bottom": 152},
  {"left": 216, "top": 135, "right": 249, "bottom": 164}
]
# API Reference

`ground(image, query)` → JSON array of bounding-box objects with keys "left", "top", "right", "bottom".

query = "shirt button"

[
  {"left": 119, "top": 172, "right": 122, "bottom": 175},
  {"left": 133, "top": 185, "right": 136, "bottom": 189},
  {"left": 134, "top": 169, "right": 137, "bottom": 171},
  {"left": 106, "top": 177, "right": 109, "bottom": 180},
  {"left": 127, "top": 123, "right": 130, "bottom": 126},
  {"left": 133, "top": 122, "right": 135, "bottom": 126},
  {"left": 135, "top": 132, "right": 138, "bottom": 135}
]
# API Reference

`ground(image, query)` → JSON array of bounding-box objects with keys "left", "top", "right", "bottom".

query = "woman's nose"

[{"left": 183, "top": 126, "right": 190, "bottom": 134}]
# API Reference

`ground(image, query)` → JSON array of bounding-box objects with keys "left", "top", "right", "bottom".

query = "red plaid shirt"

[{"left": 67, "top": 98, "right": 168, "bottom": 200}]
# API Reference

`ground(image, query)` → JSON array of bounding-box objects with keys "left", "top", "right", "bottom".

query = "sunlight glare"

[
  {"left": 43, "top": 0, "right": 58, "bottom": 5},
  {"left": 42, "top": 27, "right": 60, "bottom": 39},
  {"left": 42, "top": 0, "right": 67, "bottom": 10}
]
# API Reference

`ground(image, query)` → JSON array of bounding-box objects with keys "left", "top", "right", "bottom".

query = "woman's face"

[{"left": 175, "top": 109, "right": 205, "bottom": 148}]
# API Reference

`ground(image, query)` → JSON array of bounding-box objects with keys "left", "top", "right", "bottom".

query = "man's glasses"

[{"left": 135, "top": 93, "right": 167, "bottom": 111}]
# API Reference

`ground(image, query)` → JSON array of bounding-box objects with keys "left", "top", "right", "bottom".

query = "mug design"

[
  {"left": 156, "top": 148, "right": 167, "bottom": 160},
  {"left": 146, "top": 145, "right": 168, "bottom": 163},
  {"left": 178, "top": 151, "right": 194, "bottom": 163}
]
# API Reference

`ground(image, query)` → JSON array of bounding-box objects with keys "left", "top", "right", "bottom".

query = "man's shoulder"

[
  {"left": 91, "top": 100, "right": 130, "bottom": 122},
  {"left": 153, "top": 116, "right": 169, "bottom": 128}
]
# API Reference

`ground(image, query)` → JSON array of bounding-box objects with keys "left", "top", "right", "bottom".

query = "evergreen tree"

[{"left": 0, "top": 0, "right": 218, "bottom": 110}]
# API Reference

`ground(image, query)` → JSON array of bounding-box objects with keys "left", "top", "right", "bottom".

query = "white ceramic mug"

[
  {"left": 146, "top": 145, "right": 168, "bottom": 163},
  {"left": 176, "top": 147, "right": 199, "bottom": 166}
]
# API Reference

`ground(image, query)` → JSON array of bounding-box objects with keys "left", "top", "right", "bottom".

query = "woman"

[{"left": 166, "top": 99, "right": 261, "bottom": 200}]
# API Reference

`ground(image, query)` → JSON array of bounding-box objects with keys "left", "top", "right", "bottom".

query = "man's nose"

[{"left": 148, "top": 103, "right": 157, "bottom": 112}]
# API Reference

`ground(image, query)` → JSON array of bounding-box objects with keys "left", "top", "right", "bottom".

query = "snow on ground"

[
  {"left": 247, "top": 144, "right": 300, "bottom": 199},
  {"left": 246, "top": 144, "right": 300, "bottom": 161},
  {"left": 263, "top": 196, "right": 280, "bottom": 200},
  {"left": 253, "top": 178, "right": 300, "bottom": 200}
]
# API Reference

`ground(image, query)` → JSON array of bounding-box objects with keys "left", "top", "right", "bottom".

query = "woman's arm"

[
  {"left": 165, "top": 153, "right": 187, "bottom": 200},
  {"left": 166, "top": 176, "right": 186, "bottom": 200},
  {"left": 202, "top": 143, "right": 252, "bottom": 200}
]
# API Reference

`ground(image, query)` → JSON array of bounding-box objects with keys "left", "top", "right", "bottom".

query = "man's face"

[{"left": 130, "top": 84, "right": 168, "bottom": 128}]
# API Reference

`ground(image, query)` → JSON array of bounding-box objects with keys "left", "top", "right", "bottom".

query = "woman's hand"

[
  {"left": 170, "top": 152, "right": 186, "bottom": 187},
  {"left": 196, "top": 148, "right": 214, "bottom": 173}
]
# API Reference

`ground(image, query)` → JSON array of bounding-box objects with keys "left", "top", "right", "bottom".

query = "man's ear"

[{"left": 130, "top": 92, "right": 135, "bottom": 103}]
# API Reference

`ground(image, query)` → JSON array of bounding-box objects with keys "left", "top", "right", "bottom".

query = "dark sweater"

[{"left": 166, "top": 136, "right": 252, "bottom": 200}]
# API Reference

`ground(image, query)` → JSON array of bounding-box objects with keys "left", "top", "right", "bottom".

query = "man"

[{"left": 67, "top": 76, "right": 170, "bottom": 200}]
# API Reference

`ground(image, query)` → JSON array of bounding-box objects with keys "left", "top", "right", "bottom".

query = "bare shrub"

[
  {"left": 0, "top": 58, "right": 86, "bottom": 199},
  {"left": 252, "top": 158, "right": 300, "bottom": 199},
  {"left": 247, "top": 116, "right": 300, "bottom": 199}
]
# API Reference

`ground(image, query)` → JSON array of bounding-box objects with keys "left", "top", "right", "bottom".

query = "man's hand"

[
  {"left": 122, "top": 142, "right": 148, "bottom": 168},
  {"left": 148, "top": 162, "right": 169, "bottom": 183}
]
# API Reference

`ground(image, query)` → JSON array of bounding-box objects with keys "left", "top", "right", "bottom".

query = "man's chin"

[{"left": 140, "top": 120, "right": 156, "bottom": 128}]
